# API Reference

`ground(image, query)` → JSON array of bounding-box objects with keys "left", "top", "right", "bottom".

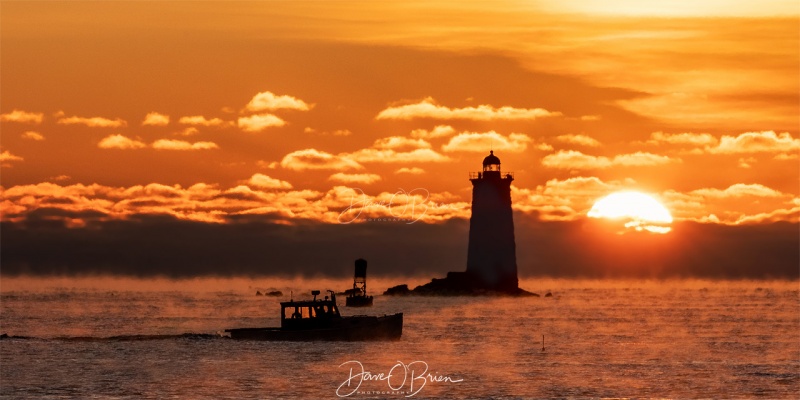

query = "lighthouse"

[
  {"left": 392, "top": 150, "right": 526, "bottom": 295},
  {"left": 465, "top": 151, "right": 519, "bottom": 291}
]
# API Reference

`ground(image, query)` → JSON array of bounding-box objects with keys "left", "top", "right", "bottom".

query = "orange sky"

[{"left": 1, "top": 2, "right": 798, "bottom": 277}]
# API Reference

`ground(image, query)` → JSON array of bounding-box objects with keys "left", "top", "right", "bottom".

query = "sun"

[{"left": 588, "top": 191, "right": 673, "bottom": 233}]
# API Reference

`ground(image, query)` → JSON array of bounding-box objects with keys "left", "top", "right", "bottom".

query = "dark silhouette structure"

[
  {"left": 466, "top": 150, "right": 519, "bottom": 291},
  {"left": 226, "top": 290, "right": 402, "bottom": 341},
  {"left": 409, "top": 151, "right": 529, "bottom": 295},
  {"left": 345, "top": 258, "right": 374, "bottom": 306}
]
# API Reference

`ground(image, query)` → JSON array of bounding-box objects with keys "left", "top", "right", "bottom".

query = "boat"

[
  {"left": 225, "top": 290, "right": 402, "bottom": 341},
  {"left": 345, "top": 258, "right": 374, "bottom": 307}
]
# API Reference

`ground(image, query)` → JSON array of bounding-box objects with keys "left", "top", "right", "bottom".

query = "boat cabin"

[{"left": 280, "top": 290, "right": 342, "bottom": 329}]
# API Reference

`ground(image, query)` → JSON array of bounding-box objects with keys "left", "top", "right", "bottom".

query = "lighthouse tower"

[{"left": 465, "top": 151, "right": 519, "bottom": 291}]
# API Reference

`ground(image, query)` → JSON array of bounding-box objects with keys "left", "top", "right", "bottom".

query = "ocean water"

[{"left": 1, "top": 278, "right": 798, "bottom": 399}]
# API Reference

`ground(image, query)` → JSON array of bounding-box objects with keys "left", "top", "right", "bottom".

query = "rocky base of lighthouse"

[{"left": 384, "top": 271, "right": 537, "bottom": 296}]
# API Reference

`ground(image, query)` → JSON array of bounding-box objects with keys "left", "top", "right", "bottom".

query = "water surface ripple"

[{"left": 1, "top": 280, "right": 798, "bottom": 398}]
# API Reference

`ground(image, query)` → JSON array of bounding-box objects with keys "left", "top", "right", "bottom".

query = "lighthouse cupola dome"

[{"left": 482, "top": 150, "right": 501, "bottom": 172}]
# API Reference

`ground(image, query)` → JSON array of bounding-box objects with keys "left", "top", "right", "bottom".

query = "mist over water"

[{"left": 1, "top": 277, "right": 798, "bottom": 398}]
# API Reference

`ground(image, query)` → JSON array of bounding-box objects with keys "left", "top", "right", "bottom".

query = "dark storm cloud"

[{"left": 1, "top": 212, "right": 797, "bottom": 279}]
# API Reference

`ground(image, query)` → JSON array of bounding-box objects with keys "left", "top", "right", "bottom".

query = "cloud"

[
  {"left": 734, "top": 206, "right": 800, "bottom": 225},
  {"left": 0, "top": 180, "right": 468, "bottom": 226},
  {"left": 376, "top": 97, "right": 562, "bottom": 121},
  {"left": 256, "top": 160, "right": 279, "bottom": 169},
  {"left": 659, "top": 131, "right": 800, "bottom": 158},
  {"left": 152, "top": 139, "right": 219, "bottom": 150},
  {"left": 537, "top": 143, "right": 554, "bottom": 151},
  {"left": 738, "top": 157, "right": 756, "bottom": 169},
  {"left": 348, "top": 148, "right": 450, "bottom": 163},
  {"left": 661, "top": 183, "right": 795, "bottom": 224},
  {"left": 304, "top": 127, "right": 353, "bottom": 136},
  {"left": 774, "top": 153, "right": 798, "bottom": 161},
  {"left": 280, "top": 148, "right": 363, "bottom": 171},
  {"left": 689, "top": 183, "right": 784, "bottom": 199},
  {"left": 0, "top": 216, "right": 470, "bottom": 277},
  {"left": 237, "top": 114, "right": 287, "bottom": 132},
  {"left": 441, "top": 131, "right": 532, "bottom": 153},
  {"left": 612, "top": 152, "right": 679, "bottom": 167},
  {"left": 246, "top": 173, "right": 293, "bottom": 189},
  {"left": 244, "top": 91, "right": 311, "bottom": 112},
  {"left": 540, "top": 176, "right": 626, "bottom": 198},
  {"left": 555, "top": 134, "right": 601, "bottom": 147},
  {"left": 21, "top": 131, "right": 45, "bottom": 141},
  {"left": 1, "top": 110, "right": 44, "bottom": 124},
  {"left": 328, "top": 173, "right": 382, "bottom": 184},
  {"left": 0, "top": 150, "right": 24, "bottom": 163},
  {"left": 372, "top": 136, "right": 431, "bottom": 150},
  {"left": 541, "top": 151, "right": 610, "bottom": 169},
  {"left": 541, "top": 150, "right": 679, "bottom": 169},
  {"left": 1, "top": 176, "right": 797, "bottom": 280},
  {"left": 175, "top": 127, "right": 200, "bottom": 136},
  {"left": 410, "top": 125, "right": 456, "bottom": 139},
  {"left": 511, "top": 176, "right": 629, "bottom": 220},
  {"left": 97, "top": 134, "right": 147, "bottom": 149},
  {"left": 395, "top": 167, "right": 426, "bottom": 175},
  {"left": 646, "top": 131, "right": 718, "bottom": 146},
  {"left": 2, "top": 215, "right": 796, "bottom": 279},
  {"left": 709, "top": 131, "right": 800, "bottom": 154},
  {"left": 142, "top": 112, "right": 170, "bottom": 126},
  {"left": 510, "top": 177, "right": 793, "bottom": 225},
  {"left": 50, "top": 175, "right": 71, "bottom": 182},
  {"left": 58, "top": 115, "right": 127, "bottom": 128},
  {"left": 178, "top": 115, "right": 230, "bottom": 127},
  {"left": 280, "top": 137, "right": 446, "bottom": 172}
]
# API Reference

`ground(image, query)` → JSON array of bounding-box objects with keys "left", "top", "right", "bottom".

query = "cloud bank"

[
  {"left": 245, "top": 91, "right": 311, "bottom": 112},
  {"left": 376, "top": 97, "right": 562, "bottom": 121},
  {"left": 1, "top": 110, "right": 44, "bottom": 124},
  {"left": 1, "top": 214, "right": 795, "bottom": 280}
]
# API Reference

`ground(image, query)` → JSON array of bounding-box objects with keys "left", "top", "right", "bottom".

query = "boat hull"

[{"left": 226, "top": 313, "right": 402, "bottom": 341}]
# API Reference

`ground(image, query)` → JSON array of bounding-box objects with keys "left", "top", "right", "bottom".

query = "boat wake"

[{"left": 1, "top": 332, "right": 225, "bottom": 341}]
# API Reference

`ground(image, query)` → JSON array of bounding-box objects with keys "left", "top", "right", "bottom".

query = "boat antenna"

[{"left": 290, "top": 291, "right": 293, "bottom": 302}]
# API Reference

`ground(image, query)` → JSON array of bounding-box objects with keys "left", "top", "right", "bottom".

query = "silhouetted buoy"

[
  {"left": 255, "top": 291, "right": 263, "bottom": 296},
  {"left": 541, "top": 334, "right": 545, "bottom": 352}
]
